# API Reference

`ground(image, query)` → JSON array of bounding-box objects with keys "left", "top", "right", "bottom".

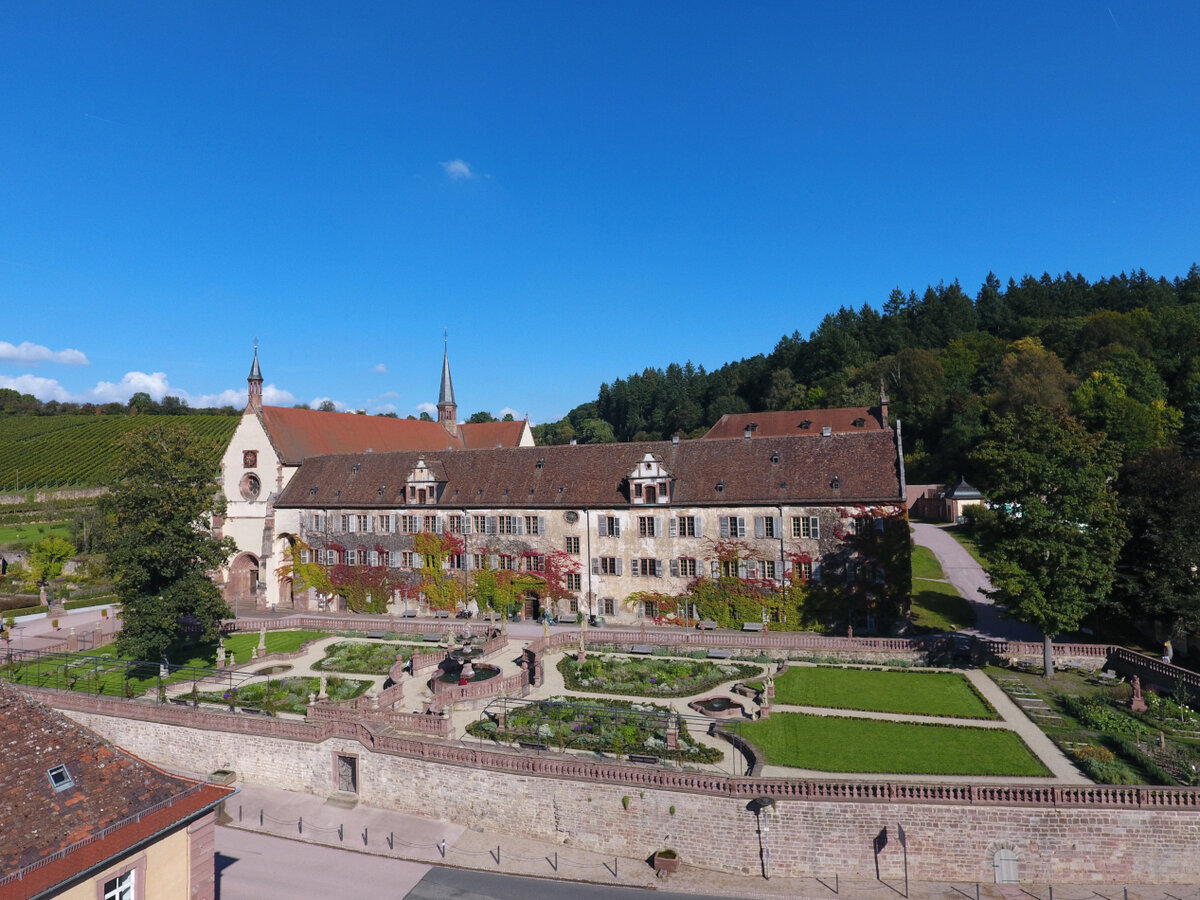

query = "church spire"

[
  {"left": 247, "top": 342, "right": 263, "bottom": 412},
  {"left": 437, "top": 332, "right": 458, "bottom": 435}
]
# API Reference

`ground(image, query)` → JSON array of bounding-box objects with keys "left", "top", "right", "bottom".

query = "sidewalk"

[{"left": 219, "top": 779, "right": 1175, "bottom": 899}]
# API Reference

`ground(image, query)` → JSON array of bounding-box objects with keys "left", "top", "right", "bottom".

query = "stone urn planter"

[{"left": 652, "top": 849, "right": 680, "bottom": 874}]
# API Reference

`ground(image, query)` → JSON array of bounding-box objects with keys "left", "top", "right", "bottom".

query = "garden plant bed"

[
  {"left": 985, "top": 665, "right": 1200, "bottom": 785},
  {"left": 312, "top": 640, "right": 420, "bottom": 674},
  {"left": 738, "top": 713, "right": 1050, "bottom": 776},
  {"left": 558, "top": 653, "right": 762, "bottom": 697},
  {"left": 192, "top": 675, "right": 370, "bottom": 715},
  {"left": 751, "top": 666, "right": 997, "bottom": 719},
  {"left": 467, "top": 696, "right": 722, "bottom": 763}
]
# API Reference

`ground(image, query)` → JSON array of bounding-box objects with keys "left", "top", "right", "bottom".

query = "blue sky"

[{"left": 2, "top": 2, "right": 1198, "bottom": 421}]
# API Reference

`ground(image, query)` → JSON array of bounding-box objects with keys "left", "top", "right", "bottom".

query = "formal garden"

[
  {"left": 188, "top": 675, "right": 370, "bottom": 715},
  {"left": 312, "top": 640, "right": 421, "bottom": 674}
]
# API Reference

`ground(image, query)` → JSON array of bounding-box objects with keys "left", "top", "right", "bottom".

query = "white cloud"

[
  {"left": 310, "top": 396, "right": 346, "bottom": 412},
  {"left": 0, "top": 369, "right": 295, "bottom": 410},
  {"left": 377, "top": 391, "right": 399, "bottom": 400},
  {"left": 372, "top": 363, "right": 387, "bottom": 374},
  {"left": 441, "top": 158, "right": 475, "bottom": 180},
  {"left": 0, "top": 341, "right": 88, "bottom": 366},
  {"left": 87, "top": 371, "right": 172, "bottom": 403},
  {"left": 416, "top": 401, "right": 437, "bottom": 416},
  {"left": 498, "top": 407, "right": 523, "bottom": 420},
  {"left": 371, "top": 403, "right": 398, "bottom": 415},
  {"left": 0, "top": 374, "right": 74, "bottom": 401}
]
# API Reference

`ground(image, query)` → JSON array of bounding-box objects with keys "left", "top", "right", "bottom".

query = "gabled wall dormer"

[
  {"left": 628, "top": 452, "right": 672, "bottom": 505},
  {"left": 404, "top": 457, "right": 442, "bottom": 505}
]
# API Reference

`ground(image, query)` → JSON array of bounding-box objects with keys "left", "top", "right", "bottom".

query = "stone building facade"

[{"left": 270, "top": 426, "right": 907, "bottom": 621}]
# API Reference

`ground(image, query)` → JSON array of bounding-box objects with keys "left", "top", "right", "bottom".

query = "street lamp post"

[{"left": 752, "top": 797, "right": 776, "bottom": 879}]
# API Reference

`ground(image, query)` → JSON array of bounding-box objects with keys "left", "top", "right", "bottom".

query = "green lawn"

[
  {"left": 909, "top": 579, "right": 976, "bottom": 633},
  {"left": 739, "top": 713, "right": 1049, "bottom": 776},
  {"left": 910, "top": 545, "right": 945, "bottom": 580},
  {"left": 763, "top": 666, "right": 996, "bottom": 718},
  {"left": 221, "top": 630, "right": 330, "bottom": 665},
  {"left": 0, "top": 521, "right": 73, "bottom": 547}
]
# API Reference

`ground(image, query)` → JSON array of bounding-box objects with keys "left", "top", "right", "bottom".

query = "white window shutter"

[
  {"left": 738, "top": 517, "right": 746, "bottom": 537},
  {"left": 655, "top": 559, "right": 663, "bottom": 577},
  {"left": 738, "top": 560, "right": 748, "bottom": 578},
  {"left": 755, "top": 517, "right": 765, "bottom": 538},
  {"left": 774, "top": 516, "right": 783, "bottom": 536},
  {"left": 461, "top": 517, "right": 472, "bottom": 534},
  {"left": 711, "top": 560, "right": 720, "bottom": 578},
  {"left": 696, "top": 518, "right": 703, "bottom": 538},
  {"left": 489, "top": 553, "right": 499, "bottom": 569},
  {"left": 591, "top": 557, "right": 600, "bottom": 575},
  {"left": 612, "top": 518, "right": 620, "bottom": 537},
  {"left": 719, "top": 517, "right": 730, "bottom": 538},
  {"left": 515, "top": 517, "right": 524, "bottom": 535},
  {"left": 539, "top": 516, "right": 546, "bottom": 535},
  {"left": 654, "top": 517, "right": 662, "bottom": 537},
  {"left": 615, "top": 557, "right": 623, "bottom": 576},
  {"left": 811, "top": 517, "right": 820, "bottom": 539},
  {"left": 487, "top": 516, "right": 497, "bottom": 535},
  {"left": 598, "top": 518, "right": 607, "bottom": 537},
  {"left": 631, "top": 559, "right": 640, "bottom": 577},
  {"left": 670, "top": 558, "right": 680, "bottom": 577},
  {"left": 748, "top": 560, "right": 759, "bottom": 579},
  {"left": 669, "top": 517, "right": 678, "bottom": 537}
]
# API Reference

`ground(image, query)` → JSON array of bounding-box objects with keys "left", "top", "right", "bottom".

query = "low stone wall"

[{"left": 38, "top": 688, "right": 1200, "bottom": 885}]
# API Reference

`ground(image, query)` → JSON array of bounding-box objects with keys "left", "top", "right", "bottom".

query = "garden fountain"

[{"left": 688, "top": 696, "right": 749, "bottom": 719}]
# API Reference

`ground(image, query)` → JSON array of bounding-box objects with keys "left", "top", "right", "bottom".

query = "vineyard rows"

[{"left": 0, "top": 416, "right": 239, "bottom": 490}]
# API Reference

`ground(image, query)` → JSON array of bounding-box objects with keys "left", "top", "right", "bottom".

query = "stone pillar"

[
  {"left": 66, "top": 627, "right": 78, "bottom": 652},
  {"left": 666, "top": 716, "right": 678, "bottom": 751}
]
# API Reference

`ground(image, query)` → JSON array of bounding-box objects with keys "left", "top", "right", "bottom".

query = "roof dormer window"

[{"left": 47, "top": 764, "right": 74, "bottom": 792}]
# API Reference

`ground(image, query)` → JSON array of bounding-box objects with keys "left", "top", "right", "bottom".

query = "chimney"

[
  {"left": 879, "top": 380, "right": 890, "bottom": 428},
  {"left": 744, "top": 422, "right": 758, "bottom": 439},
  {"left": 821, "top": 426, "right": 832, "bottom": 437}
]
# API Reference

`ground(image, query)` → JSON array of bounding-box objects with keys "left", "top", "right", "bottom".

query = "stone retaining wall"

[{"left": 45, "top": 692, "right": 1200, "bottom": 885}]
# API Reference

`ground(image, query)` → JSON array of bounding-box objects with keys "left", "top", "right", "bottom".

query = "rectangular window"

[
  {"left": 638, "top": 516, "right": 658, "bottom": 537},
  {"left": 368, "top": 550, "right": 378, "bottom": 567},
  {"left": 525, "top": 515, "right": 542, "bottom": 536},
  {"left": 598, "top": 516, "right": 620, "bottom": 537},
  {"left": 793, "top": 516, "right": 820, "bottom": 539},
  {"left": 473, "top": 552, "right": 489, "bottom": 570},
  {"left": 448, "top": 553, "right": 464, "bottom": 570},
  {"left": 719, "top": 516, "right": 746, "bottom": 538},
  {"left": 762, "top": 517, "right": 777, "bottom": 538},
  {"left": 401, "top": 515, "right": 419, "bottom": 534},
  {"left": 378, "top": 515, "right": 393, "bottom": 533},
  {"left": 601, "top": 597, "right": 616, "bottom": 616},
  {"left": 498, "top": 554, "right": 516, "bottom": 571},
  {"left": 565, "top": 536, "right": 580, "bottom": 554},
  {"left": 387, "top": 551, "right": 398, "bottom": 567},
  {"left": 569, "top": 597, "right": 579, "bottom": 613},
  {"left": 46, "top": 764, "right": 74, "bottom": 792},
  {"left": 401, "top": 551, "right": 415, "bottom": 568},
  {"left": 600, "top": 556, "right": 620, "bottom": 575},
  {"left": 854, "top": 516, "right": 871, "bottom": 536},
  {"left": 424, "top": 515, "right": 439, "bottom": 533},
  {"left": 498, "top": 515, "right": 517, "bottom": 535},
  {"left": 566, "top": 573, "right": 582, "bottom": 591},
  {"left": 799, "top": 560, "right": 813, "bottom": 580},
  {"left": 676, "top": 516, "right": 697, "bottom": 537},
  {"left": 679, "top": 557, "right": 697, "bottom": 577},
  {"left": 340, "top": 514, "right": 350, "bottom": 533},
  {"left": 357, "top": 515, "right": 369, "bottom": 533},
  {"left": 720, "top": 559, "right": 739, "bottom": 578},
  {"left": 299, "top": 549, "right": 310, "bottom": 564},
  {"left": 762, "top": 560, "right": 777, "bottom": 580},
  {"left": 447, "top": 515, "right": 463, "bottom": 534},
  {"left": 103, "top": 870, "right": 135, "bottom": 900},
  {"left": 525, "top": 554, "right": 546, "bottom": 573},
  {"left": 473, "top": 515, "right": 487, "bottom": 535}
]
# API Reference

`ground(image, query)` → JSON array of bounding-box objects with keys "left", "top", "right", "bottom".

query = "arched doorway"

[
  {"left": 227, "top": 553, "right": 260, "bottom": 604},
  {"left": 522, "top": 591, "right": 541, "bottom": 621},
  {"left": 993, "top": 848, "right": 1018, "bottom": 883}
]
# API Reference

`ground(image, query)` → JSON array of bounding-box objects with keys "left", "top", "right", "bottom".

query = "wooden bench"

[
  {"left": 741, "top": 622, "right": 764, "bottom": 632},
  {"left": 707, "top": 648, "right": 732, "bottom": 659},
  {"left": 365, "top": 630, "right": 387, "bottom": 639},
  {"left": 433, "top": 609, "right": 451, "bottom": 619},
  {"left": 241, "top": 707, "right": 275, "bottom": 717},
  {"left": 169, "top": 697, "right": 192, "bottom": 707},
  {"left": 696, "top": 619, "right": 718, "bottom": 631},
  {"left": 423, "top": 633, "right": 443, "bottom": 643},
  {"left": 630, "top": 644, "right": 655, "bottom": 655},
  {"left": 401, "top": 610, "right": 419, "bottom": 618},
  {"left": 627, "top": 753, "right": 659, "bottom": 764},
  {"left": 1096, "top": 669, "right": 1121, "bottom": 683},
  {"left": 518, "top": 741, "right": 548, "bottom": 752}
]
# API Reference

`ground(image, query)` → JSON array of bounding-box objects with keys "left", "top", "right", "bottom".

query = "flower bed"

[
  {"left": 312, "top": 640, "right": 419, "bottom": 674},
  {"left": 193, "top": 676, "right": 369, "bottom": 715},
  {"left": 558, "top": 653, "right": 761, "bottom": 698},
  {"left": 467, "top": 696, "right": 723, "bottom": 763}
]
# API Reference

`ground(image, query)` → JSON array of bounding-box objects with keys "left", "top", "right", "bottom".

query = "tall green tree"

[
  {"left": 101, "top": 423, "right": 235, "bottom": 660},
  {"left": 29, "top": 536, "right": 75, "bottom": 584},
  {"left": 970, "top": 408, "right": 1126, "bottom": 676}
]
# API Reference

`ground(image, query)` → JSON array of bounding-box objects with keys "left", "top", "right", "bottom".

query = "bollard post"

[
  {"left": 238, "top": 805, "right": 243, "bottom": 823},
  {"left": 439, "top": 838, "right": 447, "bottom": 858},
  {"left": 259, "top": 809, "right": 264, "bottom": 827},
  {"left": 388, "top": 831, "right": 393, "bottom": 850},
  {"left": 496, "top": 846, "right": 501, "bottom": 866},
  {"left": 298, "top": 816, "right": 303, "bottom": 834},
  {"left": 363, "top": 827, "right": 368, "bottom": 846},
  {"left": 338, "top": 824, "right": 343, "bottom": 842}
]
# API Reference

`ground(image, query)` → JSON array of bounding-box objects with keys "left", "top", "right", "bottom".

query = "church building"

[{"left": 216, "top": 345, "right": 533, "bottom": 607}]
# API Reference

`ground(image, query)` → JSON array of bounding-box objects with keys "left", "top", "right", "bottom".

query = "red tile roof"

[
  {"left": 702, "top": 407, "right": 886, "bottom": 439},
  {"left": 459, "top": 420, "right": 528, "bottom": 449},
  {"left": 276, "top": 431, "right": 903, "bottom": 510},
  {"left": 260, "top": 407, "right": 465, "bottom": 464},
  {"left": 0, "top": 683, "right": 233, "bottom": 899}
]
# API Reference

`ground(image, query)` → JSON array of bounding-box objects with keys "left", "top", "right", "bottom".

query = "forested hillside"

[{"left": 533, "top": 266, "right": 1200, "bottom": 483}]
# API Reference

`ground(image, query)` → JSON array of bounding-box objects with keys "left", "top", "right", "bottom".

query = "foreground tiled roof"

[
  {"left": 276, "top": 431, "right": 903, "bottom": 510},
  {"left": 0, "top": 683, "right": 232, "bottom": 899},
  {"left": 702, "top": 407, "right": 885, "bottom": 439}
]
